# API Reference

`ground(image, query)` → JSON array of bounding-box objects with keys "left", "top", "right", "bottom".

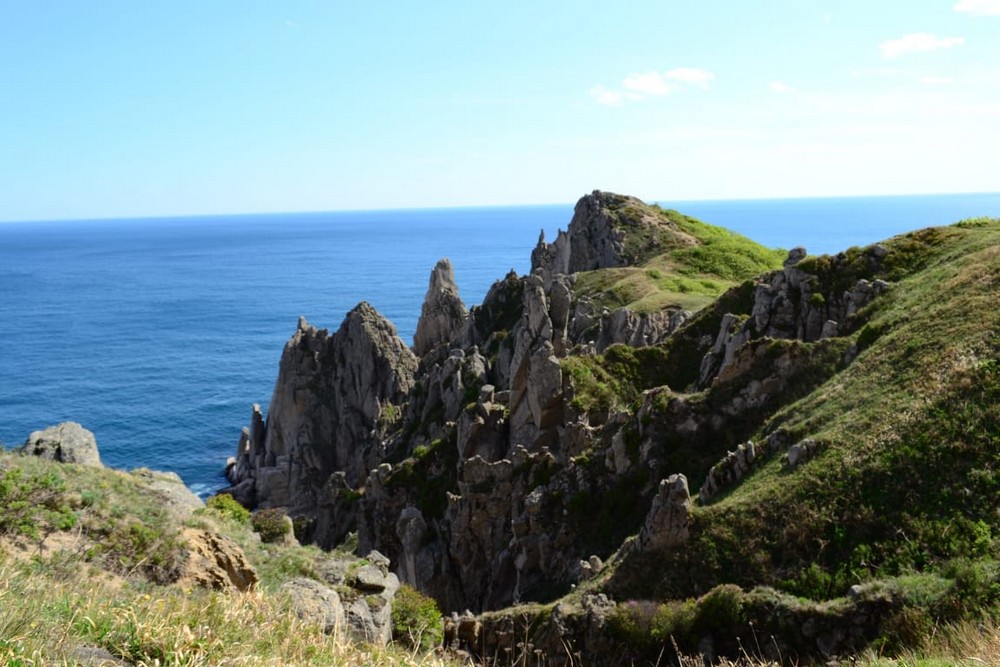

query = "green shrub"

[
  {"left": 206, "top": 493, "right": 251, "bottom": 525},
  {"left": 96, "top": 518, "right": 184, "bottom": 584},
  {"left": 391, "top": 584, "right": 444, "bottom": 652},
  {"left": 252, "top": 508, "right": 291, "bottom": 544},
  {"left": 693, "top": 583, "right": 745, "bottom": 635},
  {"left": 0, "top": 467, "right": 76, "bottom": 540}
]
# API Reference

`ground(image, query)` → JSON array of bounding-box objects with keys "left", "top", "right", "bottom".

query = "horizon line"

[{"left": 2, "top": 189, "right": 999, "bottom": 225}]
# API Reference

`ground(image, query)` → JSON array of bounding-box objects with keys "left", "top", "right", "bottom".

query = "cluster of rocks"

[
  {"left": 223, "top": 192, "right": 711, "bottom": 613},
  {"left": 220, "top": 190, "right": 897, "bottom": 660},
  {"left": 698, "top": 246, "right": 890, "bottom": 388},
  {"left": 282, "top": 549, "right": 400, "bottom": 644},
  {"left": 698, "top": 441, "right": 756, "bottom": 503}
]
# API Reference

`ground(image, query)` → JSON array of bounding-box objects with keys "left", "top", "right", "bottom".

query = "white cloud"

[
  {"left": 920, "top": 75, "right": 956, "bottom": 85},
  {"left": 590, "top": 67, "right": 714, "bottom": 106},
  {"left": 954, "top": 0, "right": 1000, "bottom": 15},
  {"left": 880, "top": 33, "right": 966, "bottom": 59},
  {"left": 623, "top": 71, "right": 672, "bottom": 96},
  {"left": 589, "top": 85, "right": 624, "bottom": 107},
  {"left": 770, "top": 81, "right": 794, "bottom": 93},
  {"left": 664, "top": 68, "right": 715, "bottom": 89},
  {"left": 285, "top": 19, "right": 298, "bottom": 28}
]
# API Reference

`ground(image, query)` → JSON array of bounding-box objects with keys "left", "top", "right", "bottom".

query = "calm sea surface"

[{"left": 2, "top": 193, "right": 999, "bottom": 495}]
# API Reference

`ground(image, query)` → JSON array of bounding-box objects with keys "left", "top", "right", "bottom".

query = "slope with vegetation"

[
  {"left": 6, "top": 193, "right": 1000, "bottom": 666},
  {"left": 0, "top": 443, "right": 447, "bottom": 665}
]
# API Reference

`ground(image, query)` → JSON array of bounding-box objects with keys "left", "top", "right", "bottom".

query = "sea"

[{"left": 2, "top": 193, "right": 999, "bottom": 497}]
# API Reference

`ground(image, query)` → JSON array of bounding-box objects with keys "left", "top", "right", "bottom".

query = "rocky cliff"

[
  {"left": 224, "top": 302, "right": 417, "bottom": 546},
  {"left": 224, "top": 194, "right": 1000, "bottom": 663}
]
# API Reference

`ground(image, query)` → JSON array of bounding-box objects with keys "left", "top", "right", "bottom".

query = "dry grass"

[
  {"left": 0, "top": 555, "right": 458, "bottom": 666},
  {"left": 853, "top": 621, "right": 1000, "bottom": 666}
]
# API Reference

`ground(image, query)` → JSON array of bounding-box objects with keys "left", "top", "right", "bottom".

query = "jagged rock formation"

[
  {"left": 19, "top": 422, "right": 102, "bottom": 467},
  {"left": 224, "top": 303, "right": 417, "bottom": 546},
  {"left": 531, "top": 190, "right": 677, "bottom": 277},
  {"left": 229, "top": 189, "right": 932, "bottom": 645},
  {"left": 413, "top": 258, "right": 468, "bottom": 356}
]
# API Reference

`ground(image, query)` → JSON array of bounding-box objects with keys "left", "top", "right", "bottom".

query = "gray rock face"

[
  {"left": 414, "top": 258, "right": 468, "bottom": 356},
  {"left": 225, "top": 304, "right": 417, "bottom": 543},
  {"left": 19, "top": 422, "right": 102, "bottom": 467},
  {"left": 636, "top": 474, "right": 691, "bottom": 553},
  {"left": 282, "top": 577, "right": 345, "bottom": 635},
  {"left": 508, "top": 275, "right": 563, "bottom": 450},
  {"left": 595, "top": 307, "right": 689, "bottom": 352},
  {"left": 698, "top": 247, "right": 891, "bottom": 389},
  {"left": 532, "top": 191, "right": 636, "bottom": 277},
  {"left": 698, "top": 441, "right": 756, "bottom": 503}
]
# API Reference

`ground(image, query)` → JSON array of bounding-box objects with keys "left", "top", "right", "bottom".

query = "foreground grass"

[{"left": 0, "top": 554, "right": 453, "bottom": 666}]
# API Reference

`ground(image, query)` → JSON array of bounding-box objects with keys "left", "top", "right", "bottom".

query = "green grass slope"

[
  {"left": 573, "top": 202, "right": 787, "bottom": 313},
  {"left": 595, "top": 218, "right": 1000, "bottom": 653},
  {"left": 0, "top": 452, "right": 449, "bottom": 665}
]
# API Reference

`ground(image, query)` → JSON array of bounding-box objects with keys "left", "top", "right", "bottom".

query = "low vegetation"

[
  {"left": 574, "top": 205, "right": 786, "bottom": 313},
  {"left": 0, "top": 451, "right": 455, "bottom": 665}
]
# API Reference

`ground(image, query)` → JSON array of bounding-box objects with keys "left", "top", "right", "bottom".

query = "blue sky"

[{"left": 1, "top": 1, "right": 998, "bottom": 221}]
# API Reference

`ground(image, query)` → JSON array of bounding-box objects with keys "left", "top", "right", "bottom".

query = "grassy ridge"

[
  {"left": 573, "top": 205, "right": 786, "bottom": 313},
  {"left": 601, "top": 219, "right": 1000, "bottom": 648}
]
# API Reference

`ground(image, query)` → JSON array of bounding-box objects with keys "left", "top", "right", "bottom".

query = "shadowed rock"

[{"left": 18, "top": 422, "right": 102, "bottom": 467}]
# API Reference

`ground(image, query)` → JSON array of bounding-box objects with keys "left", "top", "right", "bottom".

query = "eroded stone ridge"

[{"left": 224, "top": 303, "right": 417, "bottom": 543}]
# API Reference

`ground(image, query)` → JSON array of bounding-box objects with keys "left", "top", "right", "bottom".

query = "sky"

[{"left": 1, "top": 0, "right": 999, "bottom": 222}]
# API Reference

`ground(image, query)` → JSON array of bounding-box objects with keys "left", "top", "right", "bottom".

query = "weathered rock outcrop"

[
  {"left": 531, "top": 191, "right": 655, "bottom": 277},
  {"left": 281, "top": 550, "right": 400, "bottom": 644},
  {"left": 19, "top": 422, "right": 102, "bottom": 467},
  {"left": 697, "top": 247, "right": 890, "bottom": 388},
  {"left": 177, "top": 528, "right": 258, "bottom": 591},
  {"left": 224, "top": 304, "right": 418, "bottom": 546},
  {"left": 413, "top": 258, "right": 468, "bottom": 356},
  {"left": 634, "top": 474, "right": 691, "bottom": 553}
]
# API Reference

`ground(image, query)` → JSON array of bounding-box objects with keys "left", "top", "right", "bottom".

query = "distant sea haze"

[{"left": 1, "top": 192, "right": 998, "bottom": 496}]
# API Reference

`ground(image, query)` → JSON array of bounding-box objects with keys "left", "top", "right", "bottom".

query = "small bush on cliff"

[
  {"left": 252, "top": 508, "right": 291, "bottom": 544},
  {"left": 206, "top": 493, "right": 251, "bottom": 525},
  {"left": 391, "top": 584, "right": 444, "bottom": 652},
  {"left": 0, "top": 467, "right": 77, "bottom": 540}
]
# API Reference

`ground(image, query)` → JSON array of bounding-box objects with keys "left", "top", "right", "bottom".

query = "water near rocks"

[{"left": 1, "top": 193, "right": 998, "bottom": 495}]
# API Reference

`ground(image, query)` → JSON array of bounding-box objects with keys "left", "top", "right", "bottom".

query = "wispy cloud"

[
  {"left": 880, "top": 33, "right": 965, "bottom": 59},
  {"left": 285, "top": 19, "right": 299, "bottom": 28},
  {"left": 770, "top": 81, "right": 794, "bottom": 93},
  {"left": 623, "top": 71, "right": 671, "bottom": 96},
  {"left": 920, "top": 75, "right": 956, "bottom": 85},
  {"left": 589, "top": 85, "right": 624, "bottom": 107},
  {"left": 664, "top": 68, "right": 715, "bottom": 89},
  {"left": 954, "top": 0, "right": 1000, "bottom": 15},
  {"left": 591, "top": 68, "right": 715, "bottom": 106}
]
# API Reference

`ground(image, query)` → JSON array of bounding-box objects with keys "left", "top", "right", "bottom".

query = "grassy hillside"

[
  {"left": 573, "top": 204, "right": 787, "bottom": 313},
  {"left": 0, "top": 452, "right": 450, "bottom": 665},
  {"left": 580, "top": 216, "right": 1000, "bottom": 659}
]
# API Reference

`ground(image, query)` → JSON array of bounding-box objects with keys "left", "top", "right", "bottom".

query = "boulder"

[
  {"left": 19, "top": 422, "right": 102, "bottom": 467},
  {"left": 282, "top": 577, "right": 345, "bottom": 635},
  {"left": 177, "top": 528, "right": 258, "bottom": 591},
  {"left": 636, "top": 474, "right": 691, "bottom": 552}
]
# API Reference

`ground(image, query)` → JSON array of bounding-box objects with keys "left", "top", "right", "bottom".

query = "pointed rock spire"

[{"left": 413, "top": 258, "right": 468, "bottom": 356}]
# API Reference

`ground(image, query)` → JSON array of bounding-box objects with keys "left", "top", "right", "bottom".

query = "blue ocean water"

[{"left": 1, "top": 193, "right": 999, "bottom": 496}]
